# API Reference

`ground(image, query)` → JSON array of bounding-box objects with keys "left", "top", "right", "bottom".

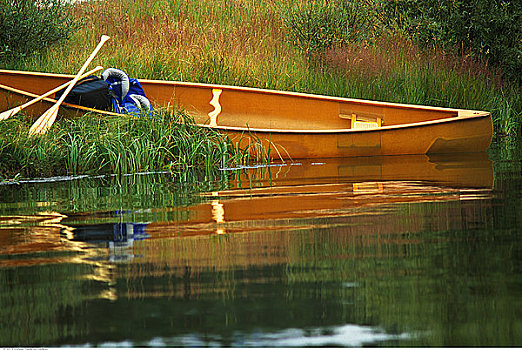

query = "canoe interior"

[{"left": 154, "top": 81, "right": 466, "bottom": 131}]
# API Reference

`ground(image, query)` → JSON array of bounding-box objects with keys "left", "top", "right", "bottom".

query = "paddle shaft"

[
  {"left": 29, "top": 35, "right": 110, "bottom": 135},
  {"left": 0, "top": 66, "right": 104, "bottom": 121}
]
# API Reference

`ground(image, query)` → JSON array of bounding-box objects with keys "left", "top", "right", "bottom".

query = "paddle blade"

[
  {"left": 0, "top": 105, "right": 22, "bottom": 121},
  {"left": 28, "top": 105, "right": 59, "bottom": 136}
]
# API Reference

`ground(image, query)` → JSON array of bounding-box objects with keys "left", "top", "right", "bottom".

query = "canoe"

[{"left": 0, "top": 69, "right": 493, "bottom": 159}]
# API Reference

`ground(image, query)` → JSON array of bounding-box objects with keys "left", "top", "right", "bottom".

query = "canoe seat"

[{"left": 339, "top": 113, "right": 382, "bottom": 129}]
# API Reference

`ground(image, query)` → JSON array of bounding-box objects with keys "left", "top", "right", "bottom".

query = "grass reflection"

[{"left": 1, "top": 151, "right": 520, "bottom": 346}]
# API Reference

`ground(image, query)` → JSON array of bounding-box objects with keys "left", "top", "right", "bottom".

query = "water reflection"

[
  {"left": 222, "top": 152, "right": 494, "bottom": 189},
  {"left": 62, "top": 222, "right": 150, "bottom": 262},
  {"left": 0, "top": 153, "right": 494, "bottom": 261},
  {"left": 2, "top": 151, "right": 520, "bottom": 347},
  {"left": 83, "top": 324, "right": 411, "bottom": 347},
  {"left": 147, "top": 153, "right": 494, "bottom": 238},
  {"left": 0, "top": 153, "right": 495, "bottom": 269}
]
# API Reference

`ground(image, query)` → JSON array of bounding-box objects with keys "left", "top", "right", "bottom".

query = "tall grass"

[
  {"left": 0, "top": 110, "right": 263, "bottom": 180},
  {"left": 7, "top": 0, "right": 517, "bottom": 136}
]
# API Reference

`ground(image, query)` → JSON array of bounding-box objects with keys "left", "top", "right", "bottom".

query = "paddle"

[
  {"left": 0, "top": 66, "right": 104, "bottom": 121},
  {"left": 28, "top": 35, "right": 110, "bottom": 136}
]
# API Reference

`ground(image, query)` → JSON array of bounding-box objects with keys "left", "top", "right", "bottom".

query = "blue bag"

[{"left": 101, "top": 68, "right": 155, "bottom": 116}]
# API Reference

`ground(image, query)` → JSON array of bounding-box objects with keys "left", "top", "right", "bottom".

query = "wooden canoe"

[{"left": 0, "top": 69, "right": 493, "bottom": 159}]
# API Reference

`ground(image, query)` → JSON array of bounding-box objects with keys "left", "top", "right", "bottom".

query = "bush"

[
  {"left": 383, "top": 0, "right": 522, "bottom": 85},
  {"left": 0, "top": 0, "right": 81, "bottom": 62},
  {"left": 278, "top": 0, "right": 382, "bottom": 54},
  {"left": 279, "top": 0, "right": 520, "bottom": 85}
]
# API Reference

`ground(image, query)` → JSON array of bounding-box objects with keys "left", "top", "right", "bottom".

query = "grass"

[
  {"left": 0, "top": 110, "right": 266, "bottom": 181},
  {"left": 0, "top": 0, "right": 520, "bottom": 179}
]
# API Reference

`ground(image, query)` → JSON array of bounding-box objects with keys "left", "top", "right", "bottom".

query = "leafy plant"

[
  {"left": 382, "top": 0, "right": 522, "bottom": 85},
  {"left": 0, "top": 0, "right": 82, "bottom": 62},
  {"left": 278, "top": 0, "right": 382, "bottom": 54}
]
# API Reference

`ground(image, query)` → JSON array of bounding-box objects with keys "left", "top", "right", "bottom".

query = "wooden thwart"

[{"left": 339, "top": 113, "right": 382, "bottom": 129}]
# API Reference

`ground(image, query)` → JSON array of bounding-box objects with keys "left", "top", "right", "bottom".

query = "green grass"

[
  {"left": 8, "top": 0, "right": 517, "bottom": 134},
  {"left": 0, "top": 110, "right": 265, "bottom": 181}
]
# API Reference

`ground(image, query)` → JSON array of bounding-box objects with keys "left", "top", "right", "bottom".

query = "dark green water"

[{"left": 0, "top": 139, "right": 520, "bottom": 347}]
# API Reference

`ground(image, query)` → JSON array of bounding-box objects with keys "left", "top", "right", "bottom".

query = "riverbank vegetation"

[
  {"left": 0, "top": 0, "right": 520, "bottom": 179},
  {"left": 0, "top": 111, "right": 263, "bottom": 180}
]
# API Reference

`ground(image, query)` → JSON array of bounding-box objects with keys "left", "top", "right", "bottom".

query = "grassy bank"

[{"left": 0, "top": 111, "right": 263, "bottom": 180}]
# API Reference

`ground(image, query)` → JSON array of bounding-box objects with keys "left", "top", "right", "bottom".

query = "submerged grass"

[{"left": 0, "top": 110, "right": 260, "bottom": 181}]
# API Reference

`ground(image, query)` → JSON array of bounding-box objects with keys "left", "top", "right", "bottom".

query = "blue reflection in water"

[{"left": 62, "top": 222, "right": 149, "bottom": 262}]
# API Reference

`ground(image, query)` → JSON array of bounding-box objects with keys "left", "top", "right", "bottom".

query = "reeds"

[
  {"left": 0, "top": 110, "right": 257, "bottom": 180},
  {"left": 55, "top": 0, "right": 520, "bottom": 136}
]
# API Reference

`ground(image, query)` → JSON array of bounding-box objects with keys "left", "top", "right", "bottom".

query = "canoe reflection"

[
  {"left": 62, "top": 223, "right": 149, "bottom": 261},
  {"left": 146, "top": 153, "right": 493, "bottom": 238},
  {"left": 0, "top": 152, "right": 493, "bottom": 266},
  {"left": 223, "top": 153, "right": 494, "bottom": 189}
]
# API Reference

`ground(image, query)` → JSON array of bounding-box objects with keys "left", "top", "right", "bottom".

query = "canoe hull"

[{"left": 0, "top": 69, "right": 493, "bottom": 159}]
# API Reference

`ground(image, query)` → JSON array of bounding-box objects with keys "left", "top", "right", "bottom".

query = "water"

[{"left": 0, "top": 139, "right": 520, "bottom": 347}]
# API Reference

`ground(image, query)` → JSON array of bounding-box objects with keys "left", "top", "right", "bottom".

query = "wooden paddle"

[
  {"left": 0, "top": 66, "right": 104, "bottom": 121},
  {"left": 29, "top": 35, "right": 110, "bottom": 136}
]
